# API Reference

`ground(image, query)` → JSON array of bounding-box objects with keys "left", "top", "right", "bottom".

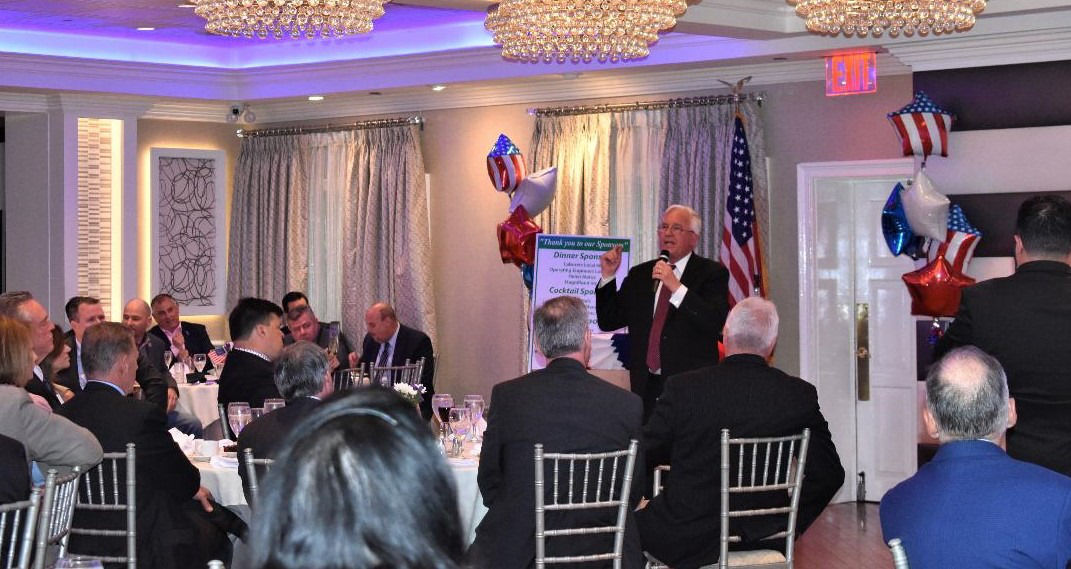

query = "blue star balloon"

[{"left": 882, "top": 182, "right": 917, "bottom": 256}]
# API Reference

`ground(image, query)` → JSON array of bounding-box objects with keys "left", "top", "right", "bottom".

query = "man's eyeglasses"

[{"left": 658, "top": 224, "right": 694, "bottom": 235}]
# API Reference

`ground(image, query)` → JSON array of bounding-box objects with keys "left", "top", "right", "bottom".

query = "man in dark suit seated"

[
  {"left": 285, "top": 304, "right": 357, "bottom": 372},
  {"left": 596, "top": 204, "right": 730, "bottom": 421},
  {"left": 470, "top": 296, "right": 644, "bottom": 569},
  {"left": 0, "top": 433, "right": 30, "bottom": 503},
  {"left": 638, "top": 297, "right": 844, "bottom": 569},
  {"left": 149, "top": 293, "right": 217, "bottom": 373},
  {"left": 0, "top": 291, "right": 65, "bottom": 409},
  {"left": 359, "top": 302, "right": 435, "bottom": 420},
  {"left": 237, "top": 341, "right": 332, "bottom": 503},
  {"left": 55, "top": 296, "right": 170, "bottom": 411},
  {"left": 217, "top": 298, "right": 285, "bottom": 409},
  {"left": 936, "top": 195, "right": 1071, "bottom": 476},
  {"left": 58, "top": 323, "right": 244, "bottom": 569},
  {"left": 882, "top": 346, "right": 1071, "bottom": 567}
]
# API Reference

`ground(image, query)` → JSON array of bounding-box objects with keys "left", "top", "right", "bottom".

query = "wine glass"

[
  {"left": 193, "top": 354, "right": 207, "bottom": 374},
  {"left": 227, "top": 402, "right": 252, "bottom": 438},
  {"left": 251, "top": 407, "right": 265, "bottom": 421},
  {"left": 263, "top": 399, "right": 286, "bottom": 413},
  {"left": 447, "top": 407, "right": 469, "bottom": 457},
  {"left": 163, "top": 350, "right": 174, "bottom": 370},
  {"left": 431, "top": 394, "right": 454, "bottom": 425},
  {"left": 463, "top": 395, "right": 485, "bottom": 441},
  {"left": 55, "top": 557, "right": 104, "bottom": 569}
]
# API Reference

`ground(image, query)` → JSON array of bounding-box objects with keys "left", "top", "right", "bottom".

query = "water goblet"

[
  {"left": 227, "top": 402, "right": 252, "bottom": 437},
  {"left": 193, "top": 353, "right": 207, "bottom": 374},
  {"left": 463, "top": 395, "right": 485, "bottom": 441}
]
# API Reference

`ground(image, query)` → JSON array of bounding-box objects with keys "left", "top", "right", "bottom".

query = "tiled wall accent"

[{"left": 77, "top": 118, "right": 114, "bottom": 318}]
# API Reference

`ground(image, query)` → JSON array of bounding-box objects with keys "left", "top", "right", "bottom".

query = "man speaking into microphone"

[{"left": 596, "top": 205, "right": 729, "bottom": 420}]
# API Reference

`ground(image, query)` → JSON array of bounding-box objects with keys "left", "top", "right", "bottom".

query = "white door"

[{"left": 798, "top": 159, "right": 919, "bottom": 503}]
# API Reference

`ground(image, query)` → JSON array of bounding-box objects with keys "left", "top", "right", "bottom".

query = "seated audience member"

[
  {"left": 0, "top": 291, "right": 65, "bottom": 409},
  {"left": 248, "top": 389, "right": 465, "bottom": 569},
  {"left": 58, "top": 323, "right": 244, "bottom": 569},
  {"left": 218, "top": 298, "right": 284, "bottom": 408},
  {"left": 38, "top": 327, "right": 74, "bottom": 404},
  {"left": 149, "top": 293, "right": 216, "bottom": 372},
  {"left": 237, "top": 341, "right": 332, "bottom": 503},
  {"left": 279, "top": 291, "right": 308, "bottom": 338},
  {"left": 0, "top": 315, "right": 102, "bottom": 477},
  {"left": 0, "top": 433, "right": 30, "bottom": 503},
  {"left": 359, "top": 302, "right": 436, "bottom": 420},
  {"left": 638, "top": 297, "right": 844, "bottom": 569},
  {"left": 881, "top": 346, "right": 1071, "bottom": 568},
  {"left": 123, "top": 298, "right": 202, "bottom": 437},
  {"left": 285, "top": 303, "right": 357, "bottom": 371},
  {"left": 56, "top": 296, "right": 170, "bottom": 410},
  {"left": 471, "top": 296, "right": 644, "bottom": 569}
]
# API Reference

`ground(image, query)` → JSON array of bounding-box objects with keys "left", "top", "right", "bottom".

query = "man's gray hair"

[
  {"left": 926, "top": 346, "right": 1009, "bottom": 442},
  {"left": 82, "top": 323, "right": 136, "bottom": 377},
  {"left": 533, "top": 296, "right": 588, "bottom": 359},
  {"left": 0, "top": 291, "right": 34, "bottom": 323},
  {"left": 274, "top": 341, "right": 328, "bottom": 400},
  {"left": 665, "top": 204, "right": 702, "bottom": 235},
  {"left": 723, "top": 297, "right": 778, "bottom": 356}
]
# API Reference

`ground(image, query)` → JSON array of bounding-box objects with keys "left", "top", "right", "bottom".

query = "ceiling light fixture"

[
  {"left": 484, "top": 0, "right": 687, "bottom": 63},
  {"left": 192, "top": 0, "right": 392, "bottom": 39},
  {"left": 788, "top": 0, "right": 987, "bottom": 38},
  {"left": 136, "top": 27, "right": 156, "bottom": 31},
  {"left": 430, "top": 84, "right": 446, "bottom": 92},
  {"left": 308, "top": 95, "right": 325, "bottom": 101}
]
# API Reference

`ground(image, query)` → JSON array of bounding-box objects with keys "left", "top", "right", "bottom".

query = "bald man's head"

[
  {"left": 926, "top": 346, "right": 1012, "bottom": 443},
  {"left": 122, "top": 298, "right": 154, "bottom": 341}
]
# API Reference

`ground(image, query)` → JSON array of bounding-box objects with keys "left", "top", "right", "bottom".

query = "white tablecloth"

[
  {"left": 177, "top": 383, "right": 220, "bottom": 428},
  {"left": 191, "top": 447, "right": 489, "bottom": 544}
]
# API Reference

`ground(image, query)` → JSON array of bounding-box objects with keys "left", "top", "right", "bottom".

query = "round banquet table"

[
  {"left": 191, "top": 446, "right": 488, "bottom": 544},
  {"left": 176, "top": 382, "right": 220, "bottom": 428}
]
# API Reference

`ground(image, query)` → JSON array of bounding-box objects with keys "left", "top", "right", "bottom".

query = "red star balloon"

[
  {"left": 902, "top": 256, "right": 975, "bottom": 317},
  {"left": 497, "top": 205, "right": 542, "bottom": 267}
]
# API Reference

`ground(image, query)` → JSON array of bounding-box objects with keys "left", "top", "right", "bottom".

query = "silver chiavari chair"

[
  {"left": 888, "top": 538, "right": 910, "bottom": 569},
  {"left": 370, "top": 358, "right": 424, "bottom": 389},
  {"left": 0, "top": 487, "right": 41, "bottom": 569},
  {"left": 217, "top": 403, "right": 233, "bottom": 440},
  {"left": 33, "top": 468, "right": 81, "bottom": 569},
  {"left": 534, "top": 440, "right": 639, "bottom": 569},
  {"left": 68, "top": 444, "right": 136, "bottom": 569},
  {"left": 333, "top": 363, "right": 371, "bottom": 392},
  {"left": 241, "top": 448, "right": 274, "bottom": 508}
]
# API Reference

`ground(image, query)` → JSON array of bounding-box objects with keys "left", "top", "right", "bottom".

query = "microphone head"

[{"left": 658, "top": 250, "right": 670, "bottom": 263}]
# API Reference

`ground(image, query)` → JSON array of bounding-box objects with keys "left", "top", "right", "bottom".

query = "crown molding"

[{"left": 887, "top": 28, "right": 1071, "bottom": 72}]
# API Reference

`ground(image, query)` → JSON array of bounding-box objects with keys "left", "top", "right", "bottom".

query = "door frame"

[{"left": 797, "top": 158, "right": 915, "bottom": 501}]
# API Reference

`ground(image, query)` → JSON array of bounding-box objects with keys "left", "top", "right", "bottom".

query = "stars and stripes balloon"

[
  {"left": 927, "top": 204, "right": 982, "bottom": 273},
  {"left": 486, "top": 134, "right": 528, "bottom": 193},
  {"left": 888, "top": 91, "right": 954, "bottom": 159}
]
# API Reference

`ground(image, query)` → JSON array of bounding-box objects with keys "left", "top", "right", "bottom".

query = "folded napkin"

[
  {"left": 170, "top": 428, "right": 196, "bottom": 454},
  {"left": 210, "top": 455, "right": 239, "bottom": 470}
]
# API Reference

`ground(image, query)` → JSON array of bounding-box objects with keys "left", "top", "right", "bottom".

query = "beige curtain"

[{"left": 529, "top": 113, "right": 612, "bottom": 236}]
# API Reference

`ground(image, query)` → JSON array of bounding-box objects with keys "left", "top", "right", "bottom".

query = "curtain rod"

[
  {"left": 528, "top": 92, "right": 765, "bottom": 117},
  {"left": 237, "top": 115, "right": 424, "bottom": 138}
]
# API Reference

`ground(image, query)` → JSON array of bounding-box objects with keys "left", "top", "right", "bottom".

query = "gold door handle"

[{"left": 856, "top": 303, "right": 870, "bottom": 402}]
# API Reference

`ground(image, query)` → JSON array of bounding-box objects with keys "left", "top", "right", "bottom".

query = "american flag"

[
  {"left": 486, "top": 134, "right": 527, "bottom": 193},
  {"left": 208, "top": 342, "right": 232, "bottom": 368},
  {"left": 887, "top": 91, "right": 953, "bottom": 159},
  {"left": 928, "top": 204, "right": 982, "bottom": 273},
  {"left": 719, "top": 116, "right": 764, "bottom": 307}
]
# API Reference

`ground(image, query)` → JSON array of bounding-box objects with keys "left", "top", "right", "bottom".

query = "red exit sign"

[{"left": 826, "top": 52, "right": 877, "bottom": 96}]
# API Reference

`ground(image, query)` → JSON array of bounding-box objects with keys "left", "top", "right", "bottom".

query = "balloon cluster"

[
  {"left": 883, "top": 92, "right": 983, "bottom": 317},
  {"left": 488, "top": 134, "right": 559, "bottom": 290}
]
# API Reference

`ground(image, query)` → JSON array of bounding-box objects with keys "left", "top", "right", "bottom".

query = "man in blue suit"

[{"left": 881, "top": 346, "right": 1071, "bottom": 568}]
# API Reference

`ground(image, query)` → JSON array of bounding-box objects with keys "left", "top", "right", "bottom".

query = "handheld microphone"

[{"left": 654, "top": 250, "right": 670, "bottom": 293}]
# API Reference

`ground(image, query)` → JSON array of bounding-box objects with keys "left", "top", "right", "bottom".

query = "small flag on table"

[
  {"left": 719, "top": 116, "right": 765, "bottom": 308},
  {"left": 208, "top": 342, "right": 232, "bottom": 368}
]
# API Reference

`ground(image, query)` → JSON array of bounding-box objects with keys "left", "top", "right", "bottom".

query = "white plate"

[{"left": 190, "top": 455, "right": 212, "bottom": 462}]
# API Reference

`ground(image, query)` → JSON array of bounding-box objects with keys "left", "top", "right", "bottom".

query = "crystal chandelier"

[
  {"left": 788, "top": 0, "right": 987, "bottom": 38},
  {"left": 484, "top": 0, "right": 688, "bottom": 64},
  {"left": 192, "top": 0, "right": 392, "bottom": 39}
]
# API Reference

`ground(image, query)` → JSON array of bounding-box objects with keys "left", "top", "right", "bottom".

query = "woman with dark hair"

[
  {"left": 39, "top": 326, "right": 73, "bottom": 402},
  {"left": 250, "top": 388, "right": 466, "bottom": 569}
]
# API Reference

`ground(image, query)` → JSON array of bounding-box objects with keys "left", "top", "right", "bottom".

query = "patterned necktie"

[
  {"left": 646, "top": 265, "right": 676, "bottom": 371},
  {"left": 376, "top": 342, "right": 391, "bottom": 368}
]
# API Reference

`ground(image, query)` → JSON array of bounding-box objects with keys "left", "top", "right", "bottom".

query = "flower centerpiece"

[{"left": 393, "top": 382, "right": 426, "bottom": 407}]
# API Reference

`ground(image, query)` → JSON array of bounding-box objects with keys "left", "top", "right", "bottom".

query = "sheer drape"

[
  {"left": 228, "top": 125, "right": 436, "bottom": 345},
  {"left": 529, "top": 114, "right": 612, "bottom": 236},
  {"left": 610, "top": 110, "right": 666, "bottom": 263}
]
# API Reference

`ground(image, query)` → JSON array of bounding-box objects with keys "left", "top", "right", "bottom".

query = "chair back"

[
  {"left": 718, "top": 428, "right": 811, "bottom": 569},
  {"left": 241, "top": 448, "right": 275, "bottom": 507},
  {"left": 333, "top": 363, "right": 371, "bottom": 392},
  {"left": 33, "top": 468, "right": 81, "bottom": 569},
  {"left": 534, "top": 439, "right": 639, "bottom": 569},
  {"left": 0, "top": 487, "right": 40, "bottom": 569},
  {"left": 218, "top": 403, "right": 233, "bottom": 440},
  {"left": 888, "top": 538, "right": 910, "bottom": 569},
  {"left": 68, "top": 443, "right": 136, "bottom": 569},
  {"left": 371, "top": 358, "right": 424, "bottom": 388}
]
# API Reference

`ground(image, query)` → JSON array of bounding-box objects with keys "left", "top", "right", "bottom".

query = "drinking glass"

[
  {"left": 193, "top": 354, "right": 207, "bottom": 374},
  {"left": 448, "top": 406, "right": 469, "bottom": 436},
  {"left": 55, "top": 557, "right": 104, "bottom": 568},
  {"left": 263, "top": 398, "right": 286, "bottom": 413},
  {"left": 251, "top": 407, "right": 264, "bottom": 420},
  {"left": 227, "top": 402, "right": 252, "bottom": 437},
  {"left": 431, "top": 394, "right": 454, "bottom": 424},
  {"left": 463, "top": 395, "right": 486, "bottom": 441},
  {"left": 163, "top": 350, "right": 174, "bottom": 370}
]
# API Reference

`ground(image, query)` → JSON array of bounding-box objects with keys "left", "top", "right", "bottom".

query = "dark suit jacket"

[
  {"left": 58, "top": 382, "right": 202, "bottom": 569},
  {"left": 236, "top": 396, "right": 320, "bottom": 503},
  {"left": 216, "top": 349, "right": 279, "bottom": 409},
  {"left": 471, "top": 358, "right": 644, "bottom": 569},
  {"left": 25, "top": 368, "right": 63, "bottom": 410},
  {"left": 0, "top": 433, "right": 30, "bottom": 504},
  {"left": 936, "top": 260, "right": 1071, "bottom": 476},
  {"left": 55, "top": 332, "right": 170, "bottom": 412},
  {"left": 360, "top": 324, "right": 435, "bottom": 419},
  {"left": 638, "top": 354, "right": 845, "bottom": 569},
  {"left": 881, "top": 440, "right": 1071, "bottom": 569},
  {"left": 595, "top": 253, "right": 729, "bottom": 394},
  {"left": 149, "top": 322, "right": 216, "bottom": 372}
]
